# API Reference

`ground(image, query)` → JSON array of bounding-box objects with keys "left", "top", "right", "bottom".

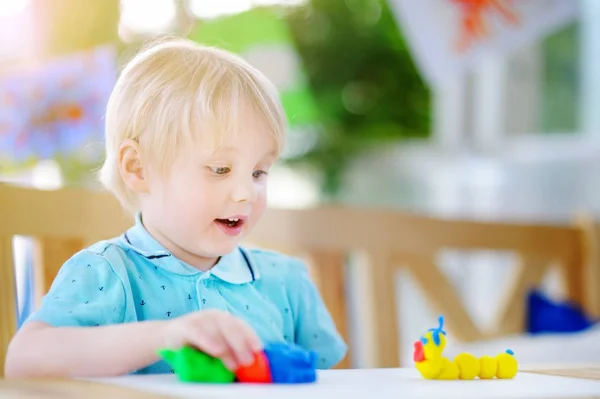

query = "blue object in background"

[
  {"left": 17, "top": 238, "right": 35, "bottom": 329},
  {"left": 0, "top": 46, "right": 115, "bottom": 164},
  {"left": 526, "top": 290, "right": 596, "bottom": 334},
  {"left": 263, "top": 342, "right": 318, "bottom": 383}
]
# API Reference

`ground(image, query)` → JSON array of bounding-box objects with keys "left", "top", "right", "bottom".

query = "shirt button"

[{"left": 200, "top": 271, "right": 211, "bottom": 280}]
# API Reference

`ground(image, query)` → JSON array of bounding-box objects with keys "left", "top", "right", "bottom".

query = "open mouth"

[{"left": 215, "top": 218, "right": 244, "bottom": 228}]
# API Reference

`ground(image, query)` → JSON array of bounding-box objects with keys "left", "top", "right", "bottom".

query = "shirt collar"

[{"left": 120, "top": 213, "right": 259, "bottom": 284}]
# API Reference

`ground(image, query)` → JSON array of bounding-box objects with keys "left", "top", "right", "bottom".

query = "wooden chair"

[
  {"left": 0, "top": 184, "right": 355, "bottom": 373},
  {"left": 0, "top": 183, "right": 133, "bottom": 376},
  {"left": 2, "top": 183, "right": 599, "bottom": 375},
  {"left": 247, "top": 207, "right": 600, "bottom": 368}
]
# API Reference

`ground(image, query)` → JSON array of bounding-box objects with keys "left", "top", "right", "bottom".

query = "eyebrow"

[
  {"left": 211, "top": 147, "right": 277, "bottom": 159},
  {"left": 263, "top": 150, "right": 277, "bottom": 158}
]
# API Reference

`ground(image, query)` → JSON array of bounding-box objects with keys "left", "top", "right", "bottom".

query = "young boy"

[{"left": 5, "top": 38, "right": 347, "bottom": 377}]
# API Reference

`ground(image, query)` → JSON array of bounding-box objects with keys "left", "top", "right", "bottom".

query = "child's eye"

[
  {"left": 253, "top": 170, "right": 268, "bottom": 179},
  {"left": 209, "top": 166, "right": 230, "bottom": 175}
]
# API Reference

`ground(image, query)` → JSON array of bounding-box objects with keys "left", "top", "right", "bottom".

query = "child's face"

[{"left": 141, "top": 109, "right": 278, "bottom": 263}]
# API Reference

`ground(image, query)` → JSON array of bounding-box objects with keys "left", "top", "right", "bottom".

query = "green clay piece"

[{"left": 158, "top": 346, "right": 235, "bottom": 383}]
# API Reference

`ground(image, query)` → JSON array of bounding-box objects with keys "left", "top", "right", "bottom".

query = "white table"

[{"left": 87, "top": 367, "right": 600, "bottom": 399}]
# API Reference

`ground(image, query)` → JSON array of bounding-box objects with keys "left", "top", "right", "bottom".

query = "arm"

[
  {"left": 5, "top": 320, "right": 168, "bottom": 378},
  {"left": 5, "top": 248, "right": 262, "bottom": 378},
  {"left": 288, "top": 260, "right": 348, "bottom": 369},
  {"left": 4, "top": 249, "right": 157, "bottom": 378}
]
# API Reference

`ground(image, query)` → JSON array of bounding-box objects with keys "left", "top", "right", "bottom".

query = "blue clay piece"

[
  {"left": 263, "top": 342, "right": 318, "bottom": 383},
  {"left": 427, "top": 315, "right": 447, "bottom": 346}
]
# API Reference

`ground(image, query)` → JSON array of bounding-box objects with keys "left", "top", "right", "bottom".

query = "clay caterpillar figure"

[{"left": 413, "top": 315, "right": 518, "bottom": 380}]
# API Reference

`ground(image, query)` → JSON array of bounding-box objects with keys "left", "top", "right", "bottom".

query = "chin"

[{"left": 206, "top": 240, "right": 242, "bottom": 257}]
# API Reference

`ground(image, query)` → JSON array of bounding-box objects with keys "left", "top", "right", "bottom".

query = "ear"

[{"left": 118, "top": 139, "right": 149, "bottom": 193}]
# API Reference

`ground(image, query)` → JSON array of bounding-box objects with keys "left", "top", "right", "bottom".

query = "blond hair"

[{"left": 98, "top": 38, "right": 287, "bottom": 214}]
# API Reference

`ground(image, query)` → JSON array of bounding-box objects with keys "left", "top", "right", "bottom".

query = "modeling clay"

[
  {"left": 158, "top": 342, "right": 318, "bottom": 384},
  {"left": 235, "top": 350, "right": 272, "bottom": 383},
  {"left": 263, "top": 342, "right": 318, "bottom": 383},
  {"left": 158, "top": 346, "right": 235, "bottom": 383},
  {"left": 413, "top": 315, "right": 518, "bottom": 380}
]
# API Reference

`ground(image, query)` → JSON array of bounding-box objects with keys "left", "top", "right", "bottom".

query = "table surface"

[{"left": 2, "top": 366, "right": 599, "bottom": 399}]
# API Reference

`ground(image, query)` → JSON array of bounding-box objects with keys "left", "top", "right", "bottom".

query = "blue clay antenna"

[{"left": 427, "top": 315, "right": 447, "bottom": 346}]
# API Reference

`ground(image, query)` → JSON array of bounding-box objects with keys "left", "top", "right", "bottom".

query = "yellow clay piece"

[
  {"left": 495, "top": 352, "right": 518, "bottom": 379},
  {"left": 454, "top": 352, "right": 480, "bottom": 380},
  {"left": 415, "top": 358, "right": 444, "bottom": 380},
  {"left": 437, "top": 358, "right": 460, "bottom": 380},
  {"left": 478, "top": 356, "right": 498, "bottom": 379}
]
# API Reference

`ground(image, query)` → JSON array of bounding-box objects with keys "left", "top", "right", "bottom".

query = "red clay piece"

[{"left": 235, "top": 351, "right": 273, "bottom": 383}]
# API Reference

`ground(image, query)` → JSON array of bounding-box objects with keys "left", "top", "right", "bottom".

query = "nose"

[{"left": 231, "top": 177, "right": 259, "bottom": 203}]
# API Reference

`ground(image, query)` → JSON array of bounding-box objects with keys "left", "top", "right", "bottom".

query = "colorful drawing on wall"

[
  {"left": 0, "top": 45, "right": 116, "bottom": 170},
  {"left": 188, "top": 7, "right": 320, "bottom": 143},
  {"left": 451, "top": 0, "right": 519, "bottom": 52},
  {"left": 388, "top": 0, "right": 578, "bottom": 87}
]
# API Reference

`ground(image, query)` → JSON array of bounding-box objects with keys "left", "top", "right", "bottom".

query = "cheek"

[
  {"left": 161, "top": 187, "right": 215, "bottom": 238},
  {"left": 156, "top": 176, "right": 211, "bottom": 216},
  {"left": 252, "top": 187, "right": 268, "bottom": 217},
  {"left": 170, "top": 185, "right": 212, "bottom": 215}
]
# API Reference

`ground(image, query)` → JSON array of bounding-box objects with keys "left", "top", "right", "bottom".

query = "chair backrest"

[
  {"left": 247, "top": 206, "right": 600, "bottom": 368},
  {"left": 1, "top": 183, "right": 598, "bottom": 374},
  {"left": 0, "top": 183, "right": 132, "bottom": 376}
]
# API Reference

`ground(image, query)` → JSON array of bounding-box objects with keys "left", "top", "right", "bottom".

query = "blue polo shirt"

[{"left": 26, "top": 214, "right": 347, "bottom": 374}]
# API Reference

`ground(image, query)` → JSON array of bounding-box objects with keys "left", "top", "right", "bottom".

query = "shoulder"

[
  {"left": 242, "top": 246, "right": 313, "bottom": 293},
  {"left": 243, "top": 246, "right": 308, "bottom": 278},
  {"left": 55, "top": 238, "right": 132, "bottom": 281},
  {"left": 28, "top": 240, "right": 131, "bottom": 327}
]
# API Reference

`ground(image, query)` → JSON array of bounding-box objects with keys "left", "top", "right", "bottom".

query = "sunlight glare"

[
  {"left": 267, "top": 165, "right": 319, "bottom": 208},
  {"left": 188, "top": 0, "right": 307, "bottom": 19},
  {"left": 31, "top": 160, "right": 63, "bottom": 191},
  {"left": 0, "top": 0, "right": 30, "bottom": 19},
  {"left": 120, "top": 0, "right": 176, "bottom": 33},
  {"left": 188, "top": 0, "right": 252, "bottom": 19},
  {"left": 252, "top": 0, "right": 307, "bottom": 6}
]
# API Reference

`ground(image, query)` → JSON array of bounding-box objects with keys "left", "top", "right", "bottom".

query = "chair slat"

[{"left": 0, "top": 236, "right": 17, "bottom": 377}]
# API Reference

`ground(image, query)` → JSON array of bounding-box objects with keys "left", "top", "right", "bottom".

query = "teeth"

[{"left": 228, "top": 218, "right": 239, "bottom": 222}]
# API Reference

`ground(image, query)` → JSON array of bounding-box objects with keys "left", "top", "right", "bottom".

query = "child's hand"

[{"left": 162, "top": 310, "right": 262, "bottom": 370}]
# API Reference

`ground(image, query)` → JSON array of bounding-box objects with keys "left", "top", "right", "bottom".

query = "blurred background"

[{"left": 1, "top": 0, "right": 599, "bottom": 369}]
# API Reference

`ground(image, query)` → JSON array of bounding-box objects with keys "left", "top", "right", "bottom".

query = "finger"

[
  {"left": 233, "top": 317, "right": 263, "bottom": 352},
  {"left": 185, "top": 325, "right": 239, "bottom": 371},
  {"left": 186, "top": 322, "right": 228, "bottom": 358},
  {"left": 221, "top": 319, "right": 260, "bottom": 367},
  {"left": 243, "top": 323, "right": 263, "bottom": 353},
  {"left": 237, "top": 327, "right": 262, "bottom": 363},
  {"left": 220, "top": 353, "right": 238, "bottom": 371}
]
